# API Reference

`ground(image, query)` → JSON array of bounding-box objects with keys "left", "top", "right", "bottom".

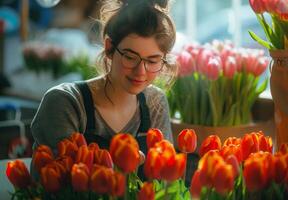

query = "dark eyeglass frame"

[{"left": 114, "top": 46, "right": 167, "bottom": 73}]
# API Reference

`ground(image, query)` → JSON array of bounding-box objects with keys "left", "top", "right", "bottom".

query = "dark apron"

[{"left": 75, "top": 81, "right": 150, "bottom": 180}]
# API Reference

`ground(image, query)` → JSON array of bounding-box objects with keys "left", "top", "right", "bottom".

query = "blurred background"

[{"left": 0, "top": 0, "right": 270, "bottom": 159}]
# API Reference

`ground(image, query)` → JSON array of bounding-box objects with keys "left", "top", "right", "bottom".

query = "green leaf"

[{"left": 248, "top": 30, "right": 274, "bottom": 49}]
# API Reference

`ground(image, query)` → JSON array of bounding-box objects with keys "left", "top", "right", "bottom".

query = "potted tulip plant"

[
  {"left": 249, "top": 0, "right": 288, "bottom": 149},
  {"left": 169, "top": 40, "right": 273, "bottom": 147}
]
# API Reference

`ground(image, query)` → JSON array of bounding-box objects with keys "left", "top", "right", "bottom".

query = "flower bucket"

[
  {"left": 171, "top": 97, "right": 275, "bottom": 152},
  {"left": 270, "top": 50, "right": 288, "bottom": 149}
]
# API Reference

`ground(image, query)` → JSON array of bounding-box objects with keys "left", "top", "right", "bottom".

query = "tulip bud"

[
  {"left": 94, "top": 149, "right": 113, "bottom": 168},
  {"left": 190, "top": 170, "right": 203, "bottom": 198},
  {"left": 199, "top": 135, "right": 222, "bottom": 157},
  {"left": 249, "top": 0, "right": 266, "bottom": 14},
  {"left": 146, "top": 128, "right": 164, "bottom": 150},
  {"left": 71, "top": 163, "right": 90, "bottom": 192},
  {"left": 69, "top": 132, "right": 87, "bottom": 147},
  {"left": 177, "top": 129, "right": 197, "bottom": 153},
  {"left": 90, "top": 165, "right": 113, "bottom": 194},
  {"left": 33, "top": 145, "right": 54, "bottom": 173},
  {"left": 75, "top": 145, "right": 94, "bottom": 170},
  {"left": 6, "top": 160, "right": 32, "bottom": 189}
]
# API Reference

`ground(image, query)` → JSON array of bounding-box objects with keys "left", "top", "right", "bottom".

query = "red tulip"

[
  {"left": 220, "top": 144, "right": 243, "bottom": 163},
  {"left": 138, "top": 182, "right": 155, "bottom": 200},
  {"left": 55, "top": 155, "right": 74, "bottom": 172},
  {"left": 57, "top": 138, "right": 78, "bottom": 160},
  {"left": 199, "top": 135, "right": 221, "bottom": 157},
  {"left": 6, "top": 160, "right": 32, "bottom": 189},
  {"left": 71, "top": 163, "right": 90, "bottom": 192},
  {"left": 146, "top": 128, "right": 164, "bottom": 149},
  {"left": 69, "top": 132, "right": 87, "bottom": 147},
  {"left": 144, "top": 149, "right": 166, "bottom": 179},
  {"left": 90, "top": 165, "right": 113, "bottom": 194},
  {"left": 205, "top": 57, "right": 222, "bottom": 80},
  {"left": 241, "top": 133, "right": 259, "bottom": 160},
  {"left": 33, "top": 145, "right": 54, "bottom": 172},
  {"left": 160, "top": 153, "right": 187, "bottom": 182},
  {"left": 272, "top": 154, "right": 287, "bottom": 183},
  {"left": 109, "top": 171, "right": 126, "bottom": 197},
  {"left": 110, "top": 133, "right": 140, "bottom": 173},
  {"left": 223, "top": 137, "right": 241, "bottom": 146},
  {"left": 243, "top": 155, "right": 269, "bottom": 191},
  {"left": 212, "top": 163, "right": 234, "bottom": 195},
  {"left": 88, "top": 142, "right": 100, "bottom": 152},
  {"left": 75, "top": 145, "right": 94, "bottom": 170},
  {"left": 40, "top": 162, "right": 65, "bottom": 192},
  {"left": 177, "top": 129, "right": 197, "bottom": 153},
  {"left": 225, "top": 154, "right": 240, "bottom": 178},
  {"left": 154, "top": 140, "right": 176, "bottom": 155},
  {"left": 190, "top": 170, "right": 203, "bottom": 198},
  {"left": 249, "top": 0, "right": 266, "bottom": 14},
  {"left": 94, "top": 149, "right": 113, "bottom": 168}
]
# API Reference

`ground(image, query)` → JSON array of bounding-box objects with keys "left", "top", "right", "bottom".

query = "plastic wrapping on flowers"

[
  {"left": 6, "top": 128, "right": 288, "bottom": 200},
  {"left": 168, "top": 40, "right": 269, "bottom": 126}
]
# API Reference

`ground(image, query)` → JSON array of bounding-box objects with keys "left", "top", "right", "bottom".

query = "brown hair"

[{"left": 96, "top": 0, "right": 177, "bottom": 88}]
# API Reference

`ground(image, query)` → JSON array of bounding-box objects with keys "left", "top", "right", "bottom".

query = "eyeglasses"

[{"left": 115, "top": 46, "right": 166, "bottom": 73}]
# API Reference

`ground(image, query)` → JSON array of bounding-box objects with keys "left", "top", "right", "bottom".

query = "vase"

[{"left": 269, "top": 50, "right": 288, "bottom": 150}]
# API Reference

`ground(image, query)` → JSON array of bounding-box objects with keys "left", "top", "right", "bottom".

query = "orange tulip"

[
  {"left": 146, "top": 128, "right": 164, "bottom": 149},
  {"left": 109, "top": 171, "right": 126, "bottom": 197},
  {"left": 144, "top": 149, "right": 166, "bottom": 179},
  {"left": 190, "top": 170, "right": 203, "bottom": 198},
  {"left": 212, "top": 163, "right": 234, "bottom": 195},
  {"left": 258, "top": 134, "right": 273, "bottom": 153},
  {"left": 57, "top": 139, "right": 78, "bottom": 160},
  {"left": 199, "top": 135, "right": 221, "bottom": 157},
  {"left": 177, "top": 129, "right": 197, "bottom": 153},
  {"left": 279, "top": 143, "right": 288, "bottom": 154},
  {"left": 55, "top": 155, "right": 74, "bottom": 172},
  {"left": 109, "top": 133, "right": 140, "bottom": 173},
  {"left": 6, "top": 160, "right": 31, "bottom": 189},
  {"left": 69, "top": 132, "right": 87, "bottom": 147},
  {"left": 225, "top": 154, "right": 240, "bottom": 178},
  {"left": 88, "top": 142, "right": 100, "bottom": 152},
  {"left": 33, "top": 145, "right": 54, "bottom": 173},
  {"left": 220, "top": 144, "right": 243, "bottom": 163},
  {"left": 272, "top": 154, "right": 287, "bottom": 184},
  {"left": 90, "top": 165, "right": 113, "bottom": 194},
  {"left": 198, "top": 150, "right": 224, "bottom": 187},
  {"left": 75, "top": 145, "right": 94, "bottom": 170},
  {"left": 71, "top": 163, "right": 90, "bottom": 192},
  {"left": 223, "top": 137, "right": 241, "bottom": 146},
  {"left": 94, "top": 149, "right": 113, "bottom": 168},
  {"left": 241, "top": 133, "right": 260, "bottom": 160},
  {"left": 160, "top": 153, "right": 186, "bottom": 182},
  {"left": 40, "top": 162, "right": 65, "bottom": 192},
  {"left": 138, "top": 182, "right": 155, "bottom": 200},
  {"left": 243, "top": 156, "right": 269, "bottom": 191},
  {"left": 153, "top": 140, "right": 176, "bottom": 156}
]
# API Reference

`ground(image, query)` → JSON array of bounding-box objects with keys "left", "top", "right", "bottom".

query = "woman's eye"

[{"left": 124, "top": 54, "right": 137, "bottom": 60}]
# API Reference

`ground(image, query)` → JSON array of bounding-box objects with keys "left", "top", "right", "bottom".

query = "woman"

[{"left": 31, "top": 0, "right": 177, "bottom": 164}]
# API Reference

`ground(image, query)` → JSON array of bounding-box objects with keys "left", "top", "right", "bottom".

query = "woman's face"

[{"left": 108, "top": 34, "right": 164, "bottom": 95}]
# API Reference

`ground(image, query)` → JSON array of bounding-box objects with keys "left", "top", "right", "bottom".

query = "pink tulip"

[
  {"left": 276, "top": 0, "right": 288, "bottom": 15},
  {"left": 176, "top": 51, "right": 196, "bottom": 76},
  {"left": 223, "top": 56, "right": 237, "bottom": 79},
  {"left": 253, "top": 57, "right": 269, "bottom": 77},
  {"left": 263, "top": 0, "right": 279, "bottom": 13},
  {"left": 249, "top": 0, "right": 266, "bottom": 14},
  {"left": 205, "top": 57, "right": 222, "bottom": 80},
  {"left": 196, "top": 48, "right": 216, "bottom": 74}
]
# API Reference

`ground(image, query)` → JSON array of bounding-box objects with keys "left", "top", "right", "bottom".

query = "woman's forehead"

[{"left": 119, "top": 34, "right": 163, "bottom": 56}]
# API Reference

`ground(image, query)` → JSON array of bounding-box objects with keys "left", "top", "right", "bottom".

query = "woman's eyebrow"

[{"left": 122, "top": 48, "right": 163, "bottom": 58}]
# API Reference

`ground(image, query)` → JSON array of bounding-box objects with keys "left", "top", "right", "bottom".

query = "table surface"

[{"left": 0, "top": 158, "right": 31, "bottom": 200}]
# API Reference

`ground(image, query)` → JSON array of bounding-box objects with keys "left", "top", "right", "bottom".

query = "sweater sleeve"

[
  {"left": 145, "top": 86, "right": 173, "bottom": 143},
  {"left": 31, "top": 84, "right": 86, "bottom": 151}
]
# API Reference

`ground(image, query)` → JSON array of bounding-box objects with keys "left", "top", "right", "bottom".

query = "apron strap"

[
  {"left": 75, "top": 81, "right": 96, "bottom": 131},
  {"left": 136, "top": 92, "right": 151, "bottom": 134}
]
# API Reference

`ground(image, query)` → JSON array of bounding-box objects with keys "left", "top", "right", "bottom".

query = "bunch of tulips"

[
  {"left": 169, "top": 40, "right": 269, "bottom": 126},
  {"left": 249, "top": 0, "right": 288, "bottom": 50},
  {"left": 6, "top": 128, "right": 288, "bottom": 200}
]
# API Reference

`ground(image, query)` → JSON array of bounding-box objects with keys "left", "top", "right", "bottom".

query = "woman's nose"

[{"left": 133, "top": 60, "right": 146, "bottom": 75}]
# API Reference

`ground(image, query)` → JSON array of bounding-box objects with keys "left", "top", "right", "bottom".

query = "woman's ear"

[{"left": 104, "top": 38, "right": 113, "bottom": 59}]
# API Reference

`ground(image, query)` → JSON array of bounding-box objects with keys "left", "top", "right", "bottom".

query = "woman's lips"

[{"left": 127, "top": 77, "right": 146, "bottom": 85}]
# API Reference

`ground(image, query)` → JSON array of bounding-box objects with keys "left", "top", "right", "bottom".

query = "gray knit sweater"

[{"left": 31, "top": 82, "right": 173, "bottom": 152}]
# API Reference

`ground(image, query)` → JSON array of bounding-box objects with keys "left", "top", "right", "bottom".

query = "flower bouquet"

[
  {"left": 249, "top": 0, "right": 288, "bottom": 148},
  {"left": 22, "top": 42, "right": 97, "bottom": 79},
  {"left": 169, "top": 40, "right": 269, "bottom": 126},
  {"left": 248, "top": 0, "right": 288, "bottom": 50},
  {"left": 6, "top": 128, "right": 288, "bottom": 199}
]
